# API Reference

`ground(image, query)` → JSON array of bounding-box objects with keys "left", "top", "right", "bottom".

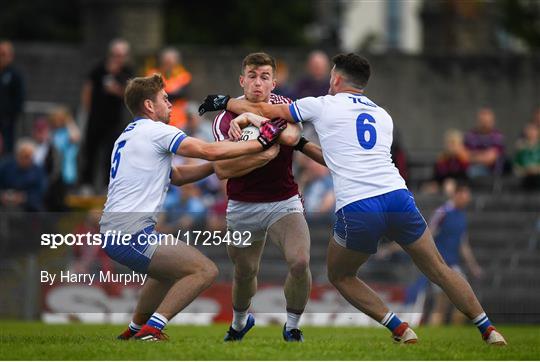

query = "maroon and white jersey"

[{"left": 212, "top": 93, "right": 299, "bottom": 202}]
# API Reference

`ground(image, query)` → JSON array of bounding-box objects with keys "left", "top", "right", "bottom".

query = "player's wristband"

[
  {"left": 294, "top": 137, "right": 309, "bottom": 152},
  {"left": 257, "top": 135, "right": 273, "bottom": 150}
]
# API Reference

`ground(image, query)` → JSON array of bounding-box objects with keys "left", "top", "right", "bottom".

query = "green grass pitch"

[{"left": 1, "top": 322, "right": 538, "bottom": 360}]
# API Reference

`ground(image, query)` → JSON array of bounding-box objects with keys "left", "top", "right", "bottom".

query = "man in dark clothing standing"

[
  {"left": 0, "top": 40, "right": 25, "bottom": 155},
  {"left": 80, "top": 39, "right": 134, "bottom": 190}
]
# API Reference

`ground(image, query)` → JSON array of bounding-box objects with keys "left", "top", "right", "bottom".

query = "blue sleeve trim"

[
  {"left": 289, "top": 103, "right": 302, "bottom": 123},
  {"left": 294, "top": 102, "right": 305, "bottom": 122},
  {"left": 170, "top": 133, "right": 188, "bottom": 154},
  {"left": 168, "top": 132, "right": 181, "bottom": 151}
]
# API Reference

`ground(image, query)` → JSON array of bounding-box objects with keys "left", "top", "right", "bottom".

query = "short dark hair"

[
  {"left": 241, "top": 52, "right": 276, "bottom": 77},
  {"left": 124, "top": 73, "right": 164, "bottom": 116},
  {"left": 332, "top": 53, "right": 371, "bottom": 89}
]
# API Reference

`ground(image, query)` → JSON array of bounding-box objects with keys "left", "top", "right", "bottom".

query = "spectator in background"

[
  {"left": 518, "top": 107, "right": 540, "bottom": 141},
  {"left": 80, "top": 39, "right": 134, "bottom": 191},
  {"left": 45, "top": 107, "right": 81, "bottom": 210},
  {"left": 31, "top": 118, "right": 51, "bottom": 168},
  {"left": 434, "top": 129, "right": 470, "bottom": 185},
  {"left": 146, "top": 47, "right": 191, "bottom": 129},
  {"left": 294, "top": 50, "right": 330, "bottom": 99},
  {"left": 0, "top": 139, "right": 46, "bottom": 211},
  {"left": 426, "top": 183, "right": 483, "bottom": 326},
  {"left": 184, "top": 103, "right": 213, "bottom": 142},
  {"left": 157, "top": 182, "right": 206, "bottom": 234},
  {"left": 297, "top": 155, "right": 334, "bottom": 215},
  {"left": 0, "top": 40, "right": 25, "bottom": 155},
  {"left": 514, "top": 123, "right": 540, "bottom": 190},
  {"left": 464, "top": 108, "right": 504, "bottom": 178},
  {"left": 273, "top": 59, "right": 295, "bottom": 100},
  {"left": 293, "top": 51, "right": 330, "bottom": 142},
  {"left": 422, "top": 130, "right": 468, "bottom": 195}
]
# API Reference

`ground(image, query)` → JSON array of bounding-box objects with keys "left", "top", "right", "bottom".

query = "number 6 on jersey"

[{"left": 356, "top": 113, "right": 377, "bottom": 150}]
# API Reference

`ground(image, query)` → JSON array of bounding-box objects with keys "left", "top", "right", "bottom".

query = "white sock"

[
  {"left": 232, "top": 308, "right": 249, "bottom": 331},
  {"left": 147, "top": 312, "right": 168, "bottom": 331},
  {"left": 471, "top": 312, "right": 487, "bottom": 324},
  {"left": 285, "top": 312, "right": 302, "bottom": 331},
  {"left": 380, "top": 312, "right": 394, "bottom": 326}
]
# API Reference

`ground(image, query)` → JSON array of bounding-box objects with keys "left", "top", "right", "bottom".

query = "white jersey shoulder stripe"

[{"left": 211, "top": 113, "right": 219, "bottom": 140}]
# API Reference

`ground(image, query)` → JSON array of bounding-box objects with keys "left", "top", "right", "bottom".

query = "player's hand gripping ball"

[{"left": 257, "top": 118, "right": 287, "bottom": 149}]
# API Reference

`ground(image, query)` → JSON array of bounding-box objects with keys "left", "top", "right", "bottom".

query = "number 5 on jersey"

[
  {"left": 356, "top": 113, "right": 377, "bottom": 150},
  {"left": 111, "top": 140, "right": 127, "bottom": 179}
]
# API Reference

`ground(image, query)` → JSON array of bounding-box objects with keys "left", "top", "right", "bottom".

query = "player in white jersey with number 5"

[
  {"left": 199, "top": 53, "right": 506, "bottom": 346},
  {"left": 100, "top": 74, "right": 287, "bottom": 341}
]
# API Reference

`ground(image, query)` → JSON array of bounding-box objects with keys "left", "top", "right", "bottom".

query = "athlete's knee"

[
  {"left": 196, "top": 260, "right": 219, "bottom": 288},
  {"left": 288, "top": 255, "right": 310, "bottom": 278},
  {"left": 327, "top": 266, "right": 355, "bottom": 288},
  {"left": 234, "top": 263, "right": 259, "bottom": 282},
  {"left": 328, "top": 273, "right": 355, "bottom": 289},
  {"left": 207, "top": 262, "right": 219, "bottom": 282}
]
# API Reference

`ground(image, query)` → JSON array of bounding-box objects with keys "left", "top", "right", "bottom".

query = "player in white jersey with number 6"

[
  {"left": 100, "top": 74, "right": 287, "bottom": 341},
  {"left": 199, "top": 53, "right": 506, "bottom": 346}
]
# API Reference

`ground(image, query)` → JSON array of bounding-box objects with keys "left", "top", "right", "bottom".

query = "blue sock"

[
  {"left": 380, "top": 312, "right": 403, "bottom": 332},
  {"left": 128, "top": 321, "right": 141, "bottom": 334},
  {"left": 472, "top": 312, "right": 492, "bottom": 334},
  {"left": 147, "top": 312, "right": 168, "bottom": 331}
]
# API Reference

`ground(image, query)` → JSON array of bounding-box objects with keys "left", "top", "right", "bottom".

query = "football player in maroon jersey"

[{"left": 212, "top": 53, "right": 323, "bottom": 342}]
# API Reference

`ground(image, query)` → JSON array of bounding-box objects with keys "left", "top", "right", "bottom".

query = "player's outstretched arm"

[
  {"left": 177, "top": 137, "right": 262, "bottom": 161},
  {"left": 198, "top": 95, "right": 294, "bottom": 123},
  {"left": 170, "top": 162, "right": 214, "bottom": 186},
  {"left": 302, "top": 142, "right": 326, "bottom": 166},
  {"left": 214, "top": 145, "right": 280, "bottom": 180},
  {"left": 228, "top": 99, "right": 293, "bottom": 123},
  {"left": 177, "top": 120, "right": 286, "bottom": 160},
  {"left": 295, "top": 137, "right": 326, "bottom": 166}
]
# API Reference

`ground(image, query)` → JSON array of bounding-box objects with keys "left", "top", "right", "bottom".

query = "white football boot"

[
  {"left": 483, "top": 326, "right": 507, "bottom": 346},
  {"left": 392, "top": 322, "right": 418, "bottom": 344}
]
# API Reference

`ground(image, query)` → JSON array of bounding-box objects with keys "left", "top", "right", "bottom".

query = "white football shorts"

[{"left": 226, "top": 194, "right": 304, "bottom": 248}]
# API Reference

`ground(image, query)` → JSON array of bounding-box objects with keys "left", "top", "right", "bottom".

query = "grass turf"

[{"left": 1, "top": 322, "right": 538, "bottom": 360}]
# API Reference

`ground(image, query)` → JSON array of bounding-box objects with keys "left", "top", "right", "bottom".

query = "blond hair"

[{"left": 444, "top": 129, "right": 464, "bottom": 144}]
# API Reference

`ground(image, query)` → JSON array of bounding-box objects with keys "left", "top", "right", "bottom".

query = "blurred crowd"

[
  {"left": 422, "top": 107, "right": 540, "bottom": 193},
  {"left": 1, "top": 38, "right": 539, "bottom": 219}
]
